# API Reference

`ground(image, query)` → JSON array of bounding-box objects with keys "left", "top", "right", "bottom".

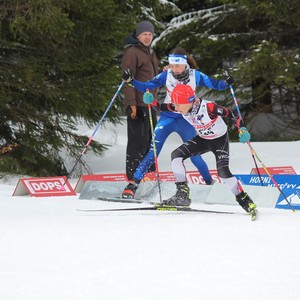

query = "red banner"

[
  {"left": 13, "top": 176, "right": 76, "bottom": 197},
  {"left": 250, "top": 166, "right": 296, "bottom": 175}
]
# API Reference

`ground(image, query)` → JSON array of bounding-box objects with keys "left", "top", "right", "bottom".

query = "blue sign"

[
  {"left": 276, "top": 188, "right": 300, "bottom": 210},
  {"left": 234, "top": 174, "right": 300, "bottom": 189},
  {"left": 234, "top": 174, "right": 300, "bottom": 210}
]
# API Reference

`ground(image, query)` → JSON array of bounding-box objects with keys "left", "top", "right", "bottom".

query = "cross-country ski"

[
  {"left": 94, "top": 196, "right": 256, "bottom": 219},
  {"left": 77, "top": 205, "right": 236, "bottom": 215}
]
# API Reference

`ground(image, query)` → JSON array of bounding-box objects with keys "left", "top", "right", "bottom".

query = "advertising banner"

[{"left": 13, "top": 176, "right": 76, "bottom": 197}]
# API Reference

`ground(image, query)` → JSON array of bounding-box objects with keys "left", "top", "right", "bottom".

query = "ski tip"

[
  {"left": 250, "top": 209, "right": 258, "bottom": 221},
  {"left": 97, "top": 197, "right": 143, "bottom": 204}
]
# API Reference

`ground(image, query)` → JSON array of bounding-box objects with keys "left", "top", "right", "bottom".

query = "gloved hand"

[
  {"left": 122, "top": 69, "right": 134, "bottom": 82},
  {"left": 143, "top": 90, "right": 155, "bottom": 104},
  {"left": 225, "top": 75, "right": 234, "bottom": 86},
  {"left": 239, "top": 127, "right": 251, "bottom": 143}
]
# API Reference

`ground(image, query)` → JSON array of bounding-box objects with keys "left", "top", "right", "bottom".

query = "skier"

[
  {"left": 151, "top": 84, "right": 257, "bottom": 216},
  {"left": 121, "top": 47, "right": 234, "bottom": 199}
]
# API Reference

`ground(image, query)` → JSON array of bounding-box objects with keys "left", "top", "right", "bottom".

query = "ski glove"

[
  {"left": 143, "top": 90, "right": 155, "bottom": 104},
  {"left": 122, "top": 69, "right": 134, "bottom": 82},
  {"left": 225, "top": 75, "right": 234, "bottom": 86},
  {"left": 239, "top": 127, "right": 251, "bottom": 143}
]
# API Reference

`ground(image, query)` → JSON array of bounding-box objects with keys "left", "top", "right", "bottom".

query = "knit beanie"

[{"left": 135, "top": 21, "right": 154, "bottom": 37}]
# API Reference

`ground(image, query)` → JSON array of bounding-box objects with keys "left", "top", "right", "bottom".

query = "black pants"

[
  {"left": 126, "top": 106, "right": 157, "bottom": 180},
  {"left": 171, "top": 132, "right": 233, "bottom": 179}
]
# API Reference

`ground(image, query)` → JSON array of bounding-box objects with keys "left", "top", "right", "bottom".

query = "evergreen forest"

[{"left": 0, "top": 0, "right": 299, "bottom": 176}]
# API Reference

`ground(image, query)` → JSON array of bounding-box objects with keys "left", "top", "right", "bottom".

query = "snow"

[{"left": 1, "top": 118, "right": 300, "bottom": 300}]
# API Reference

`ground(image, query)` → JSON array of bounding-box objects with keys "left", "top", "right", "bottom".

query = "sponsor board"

[
  {"left": 251, "top": 166, "right": 296, "bottom": 175},
  {"left": 78, "top": 180, "right": 280, "bottom": 208},
  {"left": 235, "top": 174, "right": 300, "bottom": 210},
  {"left": 74, "top": 174, "right": 127, "bottom": 193},
  {"left": 74, "top": 170, "right": 220, "bottom": 193},
  {"left": 75, "top": 171, "right": 299, "bottom": 195},
  {"left": 276, "top": 188, "right": 300, "bottom": 210},
  {"left": 13, "top": 176, "right": 76, "bottom": 197},
  {"left": 235, "top": 174, "right": 300, "bottom": 189},
  {"left": 186, "top": 170, "right": 221, "bottom": 184}
]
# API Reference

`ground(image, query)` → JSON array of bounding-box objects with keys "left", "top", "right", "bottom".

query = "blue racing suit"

[{"left": 131, "top": 69, "right": 229, "bottom": 184}]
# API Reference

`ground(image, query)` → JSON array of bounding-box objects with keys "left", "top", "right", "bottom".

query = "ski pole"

[
  {"left": 63, "top": 81, "right": 125, "bottom": 187},
  {"left": 246, "top": 142, "right": 296, "bottom": 212},
  {"left": 225, "top": 72, "right": 295, "bottom": 211},
  {"left": 225, "top": 70, "right": 264, "bottom": 185},
  {"left": 144, "top": 90, "right": 163, "bottom": 203}
]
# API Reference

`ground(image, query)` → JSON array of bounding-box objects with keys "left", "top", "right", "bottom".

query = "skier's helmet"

[{"left": 171, "top": 84, "right": 195, "bottom": 105}]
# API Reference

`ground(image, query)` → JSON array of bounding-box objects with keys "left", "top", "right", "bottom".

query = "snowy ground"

[{"left": 1, "top": 118, "right": 300, "bottom": 300}]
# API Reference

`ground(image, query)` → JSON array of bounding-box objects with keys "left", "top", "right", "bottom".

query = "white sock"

[
  {"left": 171, "top": 157, "right": 186, "bottom": 182},
  {"left": 221, "top": 176, "right": 243, "bottom": 196}
]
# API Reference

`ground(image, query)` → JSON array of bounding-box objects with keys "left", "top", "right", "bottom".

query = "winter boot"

[
  {"left": 122, "top": 182, "right": 139, "bottom": 199},
  {"left": 162, "top": 182, "right": 191, "bottom": 206},
  {"left": 236, "top": 191, "right": 257, "bottom": 213}
]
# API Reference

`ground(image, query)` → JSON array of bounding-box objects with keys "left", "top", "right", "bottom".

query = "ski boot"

[
  {"left": 206, "top": 179, "right": 215, "bottom": 185},
  {"left": 162, "top": 182, "right": 191, "bottom": 207},
  {"left": 236, "top": 191, "right": 257, "bottom": 220},
  {"left": 122, "top": 182, "right": 139, "bottom": 199}
]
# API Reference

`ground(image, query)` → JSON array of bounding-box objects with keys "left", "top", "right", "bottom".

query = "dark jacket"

[{"left": 121, "top": 38, "right": 159, "bottom": 108}]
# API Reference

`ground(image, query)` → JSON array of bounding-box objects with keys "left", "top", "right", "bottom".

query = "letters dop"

[{"left": 30, "top": 181, "right": 63, "bottom": 191}]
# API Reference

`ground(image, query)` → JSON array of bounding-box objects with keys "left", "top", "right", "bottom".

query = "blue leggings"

[{"left": 134, "top": 113, "right": 212, "bottom": 183}]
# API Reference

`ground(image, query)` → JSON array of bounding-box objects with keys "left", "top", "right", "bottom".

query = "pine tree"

[
  {"left": 0, "top": 0, "right": 128, "bottom": 176},
  {"left": 153, "top": 0, "right": 300, "bottom": 140}
]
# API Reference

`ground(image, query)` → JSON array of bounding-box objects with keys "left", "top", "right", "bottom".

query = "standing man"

[{"left": 121, "top": 20, "right": 159, "bottom": 182}]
